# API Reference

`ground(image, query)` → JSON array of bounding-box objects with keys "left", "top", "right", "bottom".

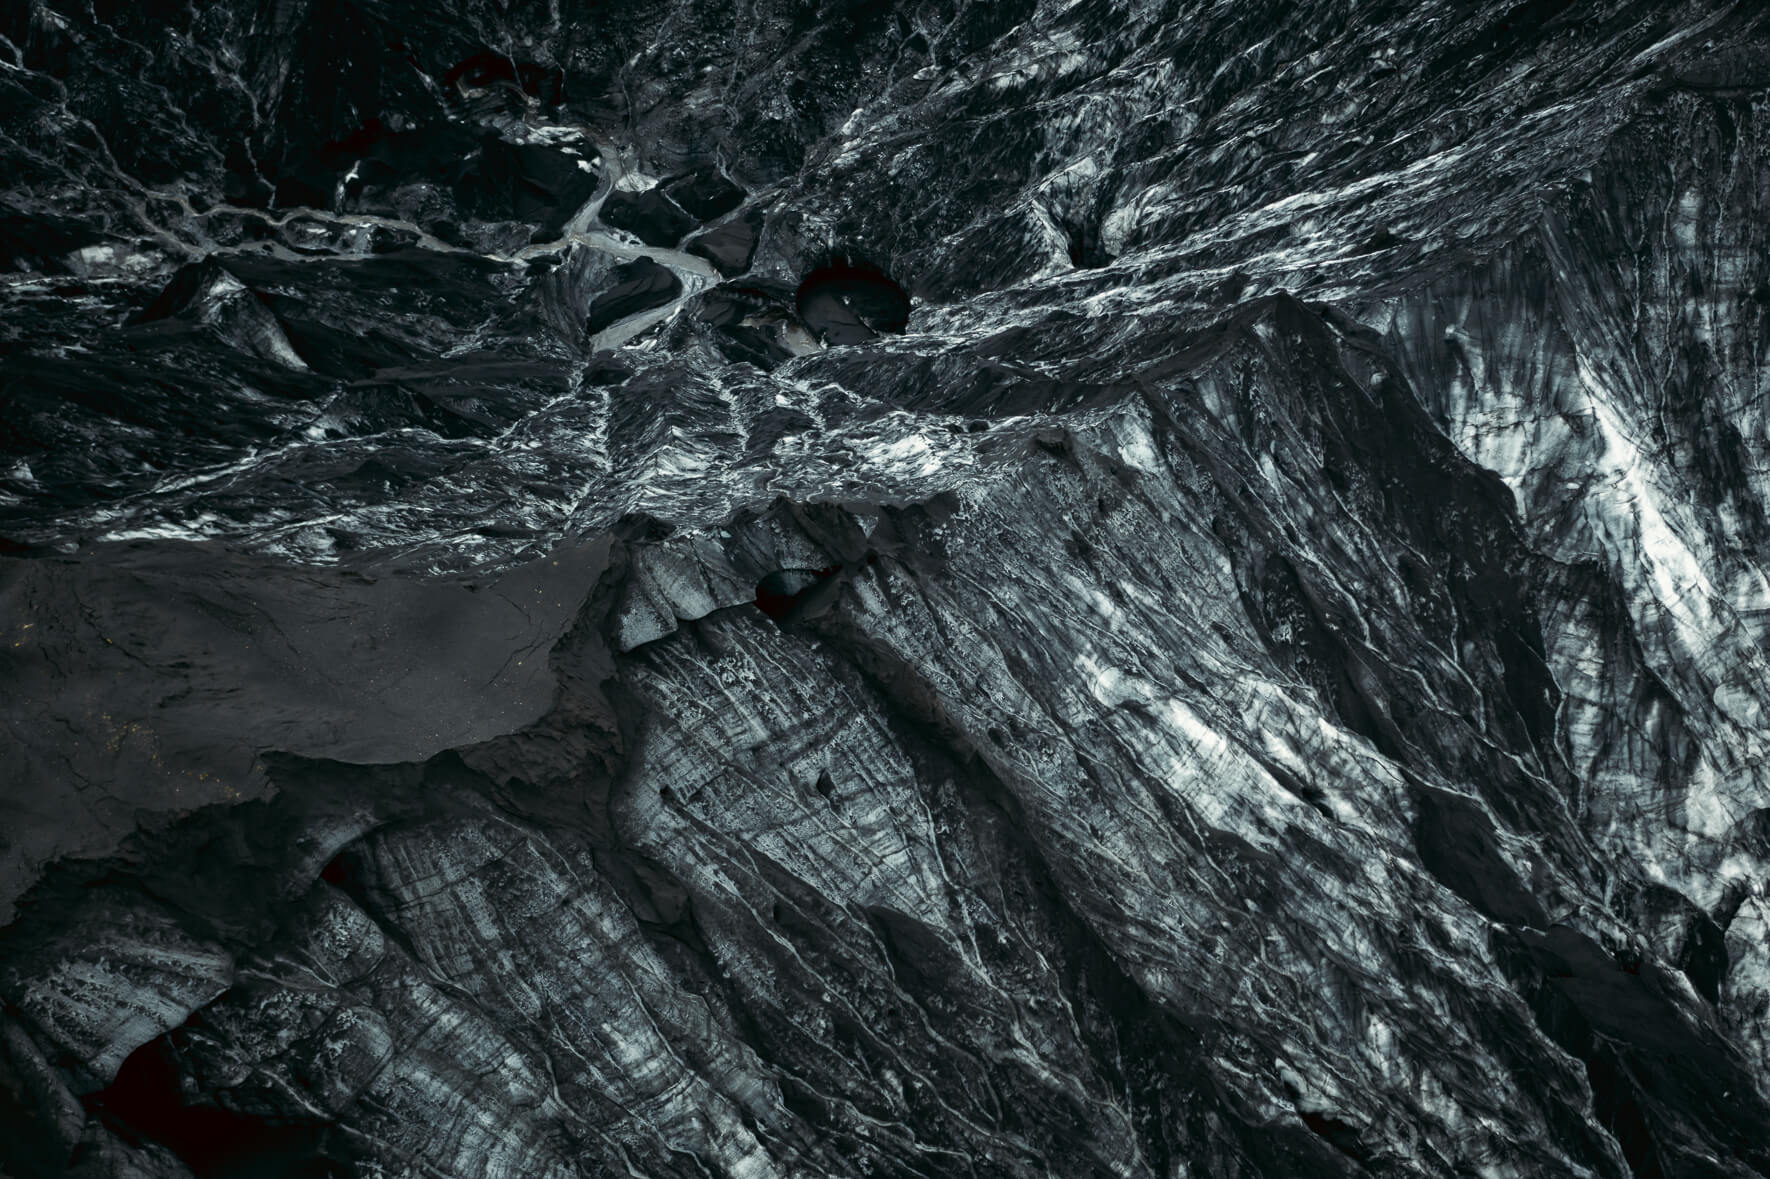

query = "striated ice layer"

[{"left": 3, "top": 1, "right": 1770, "bottom": 1178}]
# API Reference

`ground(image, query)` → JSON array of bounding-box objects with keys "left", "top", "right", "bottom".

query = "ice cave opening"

[
  {"left": 86, "top": 1038, "right": 335, "bottom": 1179},
  {"left": 794, "top": 256, "right": 911, "bottom": 345},
  {"left": 755, "top": 566, "right": 841, "bottom": 622}
]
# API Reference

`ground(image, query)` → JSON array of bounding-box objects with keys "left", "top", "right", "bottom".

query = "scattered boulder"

[
  {"left": 587, "top": 257, "right": 683, "bottom": 334},
  {"left": 662, "top": 169, "right": 746, "bottom": 221},
  {"left": 599, "top": 188, "right": 697, "bottom": 247},
  {"left": 685, "top": 208, "right": 764, "bottom": 277}
]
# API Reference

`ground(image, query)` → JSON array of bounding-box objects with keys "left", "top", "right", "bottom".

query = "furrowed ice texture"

[{"left": 2, "top": 1, "right": 1770, "bottom": 1177}]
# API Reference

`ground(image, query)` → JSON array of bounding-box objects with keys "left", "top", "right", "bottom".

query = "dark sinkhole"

[
  {"left": 794, "top": 257, "right": 911, "bottom": 345},
  {"left": 84, "top": 1039, "right": 337, "bottom": 1179},
  {"left": 319, "top": 851, "right": 354, "bottom": 887},
  {"left": 755, "top": 566, "right": 840, "bottom": 622},
  {"left": 1298, "top": 1110, "right": 1369, "bottom": 1162}
]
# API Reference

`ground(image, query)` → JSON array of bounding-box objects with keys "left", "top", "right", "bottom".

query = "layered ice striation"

[{"left": 4, "top": 1, "right": 1770, "bottom": 1178}]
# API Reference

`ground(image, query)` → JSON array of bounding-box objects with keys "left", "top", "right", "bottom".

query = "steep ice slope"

[{"left": 1373, "top": 90, "right": 1770, "bottom": 1091}]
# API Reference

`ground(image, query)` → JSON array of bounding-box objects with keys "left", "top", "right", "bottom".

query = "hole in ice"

[
  {"left": 319, "top": 853, "right": 352, "bottom": 887},
  {"left": 1299, "top": 1110, "right": 1368, "bottom": 1161},
  {"left": 87, "top": 1039, "right": 336, "bottom": 1178},
  {"left": 794, "top": 256, "right": 910, "bottom": 345},
  {"left": 754, "top": 566, "right": 839, "bottom": 622}
]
